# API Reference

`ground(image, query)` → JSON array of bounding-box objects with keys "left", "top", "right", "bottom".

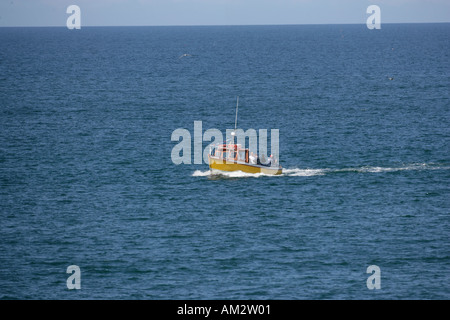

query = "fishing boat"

[{"left": 207, "top": 97, "right": 282, "bottom": 175}]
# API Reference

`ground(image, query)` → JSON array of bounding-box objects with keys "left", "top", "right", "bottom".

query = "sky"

[{"left": 0, "top": 0, "right": 449, "bottom": 27}]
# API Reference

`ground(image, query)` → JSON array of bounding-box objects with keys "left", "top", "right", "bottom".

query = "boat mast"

[
  {"left": 234, "top": 96, "right": 239, "bottom": 133},
  {"left": 232, "top": 96, "right": 239, "bottom": 146}
]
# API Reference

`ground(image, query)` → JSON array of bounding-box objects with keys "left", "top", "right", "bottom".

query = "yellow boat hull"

[{"left": 208, "top": 156, "right": 282, "bottom": 175}]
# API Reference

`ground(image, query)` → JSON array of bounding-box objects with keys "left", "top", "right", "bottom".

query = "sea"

[{"left": 0, "top": 24, "right": 449, "bottom": 300}]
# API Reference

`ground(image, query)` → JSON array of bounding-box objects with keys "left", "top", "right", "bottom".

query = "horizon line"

[{"left": 1, "top": 21, "right": 449, "bottom": 28}]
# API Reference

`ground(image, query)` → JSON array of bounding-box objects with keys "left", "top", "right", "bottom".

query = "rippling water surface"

[{"left": 0, "top": 24, "right": 449, "bottom": 299}]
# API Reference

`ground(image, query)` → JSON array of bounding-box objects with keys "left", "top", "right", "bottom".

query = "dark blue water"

[{"left": 0, "top": 24, "right": 449, "bottom": 299}]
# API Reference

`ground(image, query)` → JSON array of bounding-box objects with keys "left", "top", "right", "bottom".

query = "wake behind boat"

[{"left": 207, "top": 97, "right": 282, "bottom": 175}]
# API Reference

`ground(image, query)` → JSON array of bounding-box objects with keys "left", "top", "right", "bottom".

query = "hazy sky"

[{"left": 0, "top": 0, "right": 449, "bottom": 27}]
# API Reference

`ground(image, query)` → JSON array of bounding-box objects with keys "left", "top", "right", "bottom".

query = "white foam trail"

[
  {"left": 193, "top": 163, "right": 449, "bottom": 178},
  {"left": 360, "top": 166, "right": 400, "bottom": 173},
  {"left": 346, "top": 163, "right": 448, "bottom": 173},
  {"left": 192, "top": 170, "right": 212, "bottom": 177},
  {"left": 219, "top": 170, "right": 267, "bottom": 178},
  {"left": 192, "top": 169, "right": 276, "bottom": 178},
  {"left": 282, "top": 168, "right": 326, "bottom": 176}
]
